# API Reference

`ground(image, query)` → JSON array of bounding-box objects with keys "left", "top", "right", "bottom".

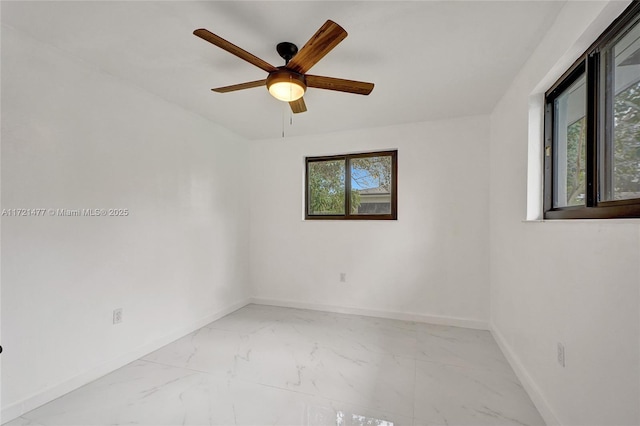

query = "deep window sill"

[
  {"left": 523, "top": 218, "right": 640, "bottom": 224},
  {"left": 544, "top": 203, "right": 640, "bottom": 220}
]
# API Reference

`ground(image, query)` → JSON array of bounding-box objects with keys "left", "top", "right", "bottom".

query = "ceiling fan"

[{"left": 193, "top": 20, "right": 374, "bottom": 114}]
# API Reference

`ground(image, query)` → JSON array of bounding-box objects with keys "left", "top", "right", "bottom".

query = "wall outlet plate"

[
  {"left": 557, "top": 342, "right": 565, "bottom": 367},
  {"left": 113, "top": 308, "right": 123, "bottom": 325}
]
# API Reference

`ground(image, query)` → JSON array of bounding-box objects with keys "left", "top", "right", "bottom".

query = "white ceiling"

[{"left": 1, "top": 1, "right": 566, "bottom": 140}]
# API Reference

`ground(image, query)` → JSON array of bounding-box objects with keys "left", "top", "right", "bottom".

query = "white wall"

[
  {"left": 1, "top": 25, "right": 250, "bottom": 421},
  {"left": 489, "top": 2, "right": 639, "bottom": 425},
  {"left": 249, "top": 116, "right": 490, "bottom": 327}
]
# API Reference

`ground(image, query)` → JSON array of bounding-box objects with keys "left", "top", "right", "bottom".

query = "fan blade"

[
  {"left": 306, "top": 75, "right": 374, "bottom": 95},
  {"left": 212, "top": 79, "right": 266, "bottom": 93},
  {"left": 194, "top": 29, "right": 277, "bottom": 73},
  {"left": 286, "top": 20, "right": 347, "bottom": 74},
  {"left": 289, "top": 97, "right": 307, "bottom": 114}
]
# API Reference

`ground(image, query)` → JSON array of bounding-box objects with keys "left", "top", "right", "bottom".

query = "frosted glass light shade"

[
  {"left": 268, "top": 81, "right": 305, "bottom": 101},
  {"left": 266, "top": 69, "right": 307, "bottom": 102}
]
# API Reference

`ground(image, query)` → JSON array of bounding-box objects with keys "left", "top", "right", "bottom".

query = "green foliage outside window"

[
  {"left": 565, "top": 117, "right": 586, "bottom": 206},
  {"left": 308, "top": 160, "right": 346, "bottom": 214},
  {"left": 613, "top": 81, "right": 640, "bottom": 199}
]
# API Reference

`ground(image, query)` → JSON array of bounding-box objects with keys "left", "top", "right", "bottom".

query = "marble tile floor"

[{"left": 5, "top": 304, "right": 545, "bottom": 426}]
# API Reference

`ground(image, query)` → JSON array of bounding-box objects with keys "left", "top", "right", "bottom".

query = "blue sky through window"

[{"left": 351, "top": 166, "right": 379, "bottom": 190}]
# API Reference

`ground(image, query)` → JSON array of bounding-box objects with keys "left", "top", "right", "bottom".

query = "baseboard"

[
  {"left": 490, "top": 323, "right": 561, "bottom": 426},
  {"left": 1, "top": 298, "right": 250, "bottom": 424},
  {"left": 249, "top": 297, "right": 489, "bottom": 330}
]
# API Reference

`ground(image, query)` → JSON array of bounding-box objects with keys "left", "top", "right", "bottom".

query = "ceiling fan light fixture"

[
  {"left": 267, "top": 69, "right": 306, "bottom": 102},
  {"left": 194, "top": 21, "right": 374, "bottom": 114}
]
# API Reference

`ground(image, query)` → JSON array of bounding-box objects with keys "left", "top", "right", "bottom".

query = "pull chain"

[{"left": 281, "top": 102, "right": 294, "bottom": 138}]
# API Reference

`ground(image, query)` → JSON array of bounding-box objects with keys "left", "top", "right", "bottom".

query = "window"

[
  {"left": 305, "top": 150, "right": 397, "bottom": 220},
  {"left": 545, "top": 2, "right": 640, "bottom": 219}
]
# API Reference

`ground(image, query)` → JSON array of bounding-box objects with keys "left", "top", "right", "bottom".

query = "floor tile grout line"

[
  {"left": 138, "top": 358, "right": 230, "bottom": 378},
  {"left": 414, "top": 356, "right": 521, "bottom": 379}
]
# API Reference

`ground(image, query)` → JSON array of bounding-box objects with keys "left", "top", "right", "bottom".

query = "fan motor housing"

[{"left": 276, "top": 42, "right": 299, "bottom": 63}]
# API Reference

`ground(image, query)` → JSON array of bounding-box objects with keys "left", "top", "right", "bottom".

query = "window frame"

[
  {"left": 305, "top": 150, "right": 398, "bottom": 220},
  {"left": 544, "top": 1, "right": 640, "bottom": 219}
]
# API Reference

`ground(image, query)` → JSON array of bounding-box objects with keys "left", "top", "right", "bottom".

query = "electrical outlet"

[
  {"left": 113, "top": 308, "right": 123, "bottom": 325},
  {"left": 340, "top": 273, "right": 346, "bottom": 282},
  {"left": 557, "top": 342, "right": 565, "bottom": 367}
]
